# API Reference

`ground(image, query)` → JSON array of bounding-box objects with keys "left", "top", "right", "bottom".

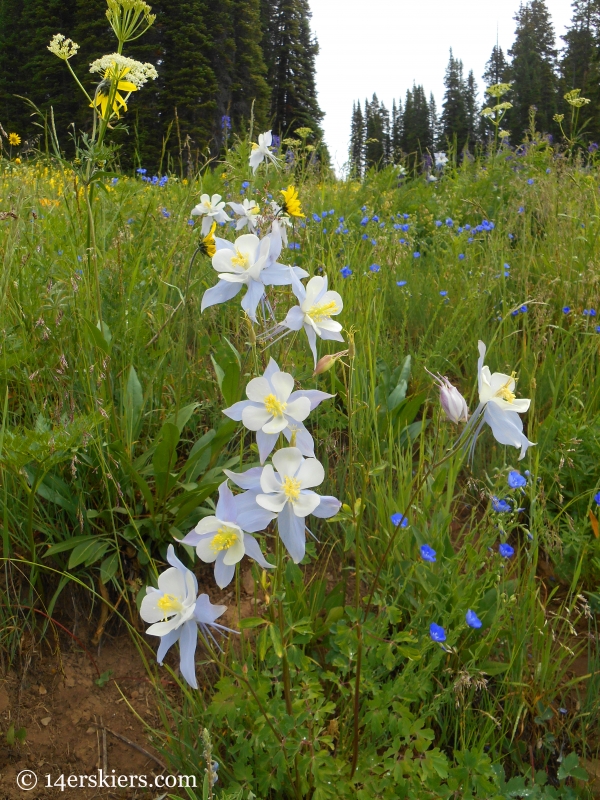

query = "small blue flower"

[
  {"left": 511, "top": 310, "right": 519, "bottom": 316},
  {"left": 136, "top": 167, "right": 147, "bottom": 174},
  {"left": 420, "top": 544, "right": 436, "bottom": 562},
  {"left": 465, "top": 609, "right": 482, "bottom": 629},
  {"left": 394, "top": 223, "right": 401, "bottom": 230},
  {"left": 458, "top": 254, "right": 465, "bottom": 260},
  {"left": 370, "top": 239, "right": 377, "bottom": 246},
  {"left": 499, "top": 543, "right": 515, "bottom": 558},
  {"left": 439, "top": 290, "right": 447, "bottom": 296},
  {"left": 313, "top": 213, "right": 321, "bottom": 223},
  {"left": 362, "top": 233, "right": 369, "bottom": 240},
  {"left": 241, "top": 181, "right": 250, "bottom": 189},
  {"left": 58, "top": 249, "right": 63, "bottom": 255},
  {"left": 465, "top": 224, "right": 471, "bottom": 231},
  {"left": 401, "top": 223, "right": 410, "bottom": 232},
  {"left": 563, "top": 306, "right": 570, "bottom": 314},
  {"left": 594, "top": 491, "right": 600, "bottom": 505},
  {"left": 403, "top": 213, "right": 409, "bottom": 220},
  {"left": 527, "top": 178, "right": 534, "bottom": 185},
  {"left": 559, "top": 707, "right": 568, "bottom": 714},
  {"left": 340, "top": 266, "right": 352, "bottom": 278},
  {"left": 435, "top": 220, "right": 442, "bottom": 227},
  {"left": 429, "top": 623, "right": 446, "bottom": 642},
  {"left": 396, "top": 280, "right": 407, "bottom": 287},
  {"left": 468, "top": 237, "right": 474, "bottom": 243},
  {"left": 590, "top": 309, "right": 597, "bottom": 316},
  {"left": 445, "top": 218, "right": 453, "bottom": 227},
  {"left": 390, "top": 513, "right": 408, "bottom": 528},
  {"left": 596, "top": 325, "right": 600, "bottom": 333},
  {"left": 399, "top": 238, "right": 406, "bottom": 244},
  {"left": 322, "top": 228, "right": 327, "bottom": 234},
  {"left": 518, "top": 206, "right": 524, "bottom": 213},
  {"left": 360, "top": 216, "right": 369, "bottom": 226},
  {"left": 187, "top": 219, "right": 194, "bottom": 226},
  {"left": 111, "top": 177, "right": 118, "bottom": 186},
  {"left": 361, "top": 205, "right": 367, "bottom": 212},
  {"left": 458, "top": 226, "right": 463, "bottom": 233},
  {"left": 492, "top": 496, "right": 512, "bottom": 513},
  {"left": 520, "top": 305, "right": 527, "bottom": 313},
  {"left": 508, "top": 471, "right": 527, "bottom": 489},
  {"left": 370, "top": 263, "right": 380, "bottom": 273},
  {"left": 371, "top": 214, "right": 379, "bottom": 222},
  {"left": 546, "top": 168, "right": 551, "bottom": 174},
  {"left": 508, "top": 233, "right": 514, "bottom": 239},
  {"left": 329, "top": 209, "right": 335, "bottom": 216},
  {"left": 77, "top": 255, "right": 83, "bottom": 262},
  {"left": 413, "top": 252, "right": 420, "bottom": 259},
  {"left": 161, "top": 208, "right": 171, "bottom": 218},
  {"left": 288, "top": 242, "right": 301, "bottom": 250}
]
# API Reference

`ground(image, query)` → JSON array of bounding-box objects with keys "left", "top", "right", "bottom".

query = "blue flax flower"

[
  {"left": 499, "top": 543, "right": 514, "bottom": 558},
  {"left": 429, "top": 623, "right": 446, "bottom": 642},
  {"left": 413, "top": 251, "right": 421, "bottom": 259},
  {"left": 340, "top": 266, "right": 352, "bottom": 278},
  {"left": 420, "top": 544, "right": 436, "bottom": 562},
  {"left": 593, "top": 491, "right": 600, "bottom": 505},
  {"left": 439, "top": 290, "right": 448, "bottom": 297},
  {"left": 492, "top": 496, "right": 512, "bottom": 513},
  {"left": 563, "top": 306, "right": 571, "bottom": 314},
  {"left": 465, "top": 609, "right": 482, "bottom": 628},
  {"left": 390, "top": 513, "right": 408, "bottom": 528},
  {"left": 508, "top": 471, "right": 527, "bottom": 489},
  {"left": 370, "top": 263, "right": 380, "bottom": 272},
  {"left": 396, "top": 280, "right": 407, "bottom": 286}
]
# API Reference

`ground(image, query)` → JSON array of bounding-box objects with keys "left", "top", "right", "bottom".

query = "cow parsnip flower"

[
  {"left": 280, "top": 186, "right": 304, "bottom": 218},
  {"left": 249, "top": 130, "right": 280, "bottom": 173},
  {"left": 223, "top": 358, "right": 333, "bottom": 462},
  {"left": 48, "top": 33, "right": 80, "bottom": 61},
  {"left": 89, "top": 53, "right": 157, "bottom": 87},
  {"left": 281, "top": 275, "right": 344, "bottom": 366},
  {"left": 180, "top": 482, "right": 274, "bottom": 588}
]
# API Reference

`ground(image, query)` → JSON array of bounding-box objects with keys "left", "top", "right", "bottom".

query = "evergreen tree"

[
  {"left": 440, "top": 49, "right": 468, "bottom": 152},
  {"left": 348, "top": 100, "right": 365, "bottom": 177},
  {"left": 391, "top": 98, "right": 403, "bottom": 162},
  {"left": 401, "top": 84, "right": 432, "bottom": 154},
  {"left": 465, "top": 70, "right": 479, "bottom": 146},
  {"left": 560, "top": 0, "right": 600, "bottom": 140},
  {"left": 364, "top": 94, "right": 390, "bottom": 169},
  {"left": 230, "top": 0, "right": 271, "bottom": 135},
  {"left": 266, "top": 0, "right": 324, "bottom": 138},
  {"left": 482, "top": 44, "right": 511, "bottom": 88},
  {"left": 508, "top": 0, "right": 558, "bottom": 137},
  {"left": 429, "top": 93, "right": 439, "bottom": 149}
]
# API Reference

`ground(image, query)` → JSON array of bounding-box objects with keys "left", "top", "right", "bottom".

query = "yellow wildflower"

[
  {"left": 8, "top": 133, "right": 21, "bottom": 146},
  {"left": 280, "top": 185, "right": 305, "bottom": 218},
  {"left": 91, "top": 63, "right": 137, "bottom": 120},
  {"left": 199, "top": 221, "right": 217, "bottom": 257}
]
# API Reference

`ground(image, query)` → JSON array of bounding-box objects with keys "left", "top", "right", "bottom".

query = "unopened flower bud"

[
  {"left": 426, "top": 369, "right": 468, "bottom": 423},
  {"left": 312, "top": 350, "right": 348, "bottom": 376}
]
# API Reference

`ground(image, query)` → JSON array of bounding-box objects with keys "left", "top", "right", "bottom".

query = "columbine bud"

[
  {"left": 426, "top": 370, "right": 468, "bottom": 423},
  {"left": 313, "top": 350, "right": 348, "bottom": 376}
]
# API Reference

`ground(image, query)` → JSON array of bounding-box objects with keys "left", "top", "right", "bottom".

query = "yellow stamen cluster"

[
  {"left": 210, "top": 526, "right": 239, "bottom": 553},
  {"left": 282, "top": 476, "right": 301, "bottom": 502},
  {"left": 231, "top": 249, "right": 250, "bottom": 269},
  {"left": 494, "top": 373, "right": 517, "bottom": 403},
  {"left": 157, "top": 593, "right": 184, "bottom": 619},
  {"left": 307, "top": 300, "right": 339, "bottom": 323},
  {"left": 264, "top": 393, "right": 287, "bottom": 416}
]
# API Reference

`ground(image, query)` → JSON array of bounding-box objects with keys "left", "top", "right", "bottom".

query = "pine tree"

[
  {"left": 440, "top": 49, "right": 468, "bottom": 152},
  {"left": 230, "top": 0, "right": 271, "bottom": 134},
  {"left": 560, "top": 0, "right": 600, "bottom": 140},
  {"left": 508, "top": 0, "right": 558, "bottom": 137},
  {"left": 391, "top": 98, "right": 403, "bottom": 162},
  {"left": 267, "top": 0, "right": 324, "bottom": 139},
  {"left": 364, "top": 94, "right": 390, "bottom": 170},
  {"left": 482, "top": 44, "right": 511, "bottom": 88},
  {"left": 401, "top": 84, "right": 432, "bottom": 155},
  {"left": 429, "top": 93, "right": 439, "bottom": 149},
  {"left": 465, "top": 70, "right": 479, "bottom": 147},
  {"left": 348, "top": 100, "right": 365, "bottom": 177}
]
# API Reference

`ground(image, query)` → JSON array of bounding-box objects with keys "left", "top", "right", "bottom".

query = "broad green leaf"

[
  {"left": 123, "top": 365, "right": 144, "bottom": 445},
  {"left": 100, "top": 552, "right": 119, "bottom": 583},
  {"left": 68, "top": 539, "right": 109, "bottom": 569},
  {"left": 45, "top": 535, "right": 96, "bottom": 557}
]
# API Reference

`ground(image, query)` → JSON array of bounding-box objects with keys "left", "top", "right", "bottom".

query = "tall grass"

[{"left": 1, "top": 132, "right": 599, "bottom": 798}]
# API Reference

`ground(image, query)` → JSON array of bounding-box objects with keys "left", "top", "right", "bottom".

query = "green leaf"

[
  {"left": 68, "top": 539, "right": 109, "bottom": 569},
  {"left": 94, "top": 669, "right": 113, "bottom": 687},
  {"left": 268, "top": 623, "right": 283, "bottom": 658},
  {"left": 45, "top": 535, "right": 96, "bottom": 557},
  {"left": 480, "top": 661, "right": 510, "bottom": 675},
  {"left": 239, "top": 616, "right": 267, "bottom": 630},
  {"left": 165, "top": 403, "right": 199, "bottom": 435},
  {"left": 152, "top": 422, "right": 180, "bottom": 498},
  {"left": 82, "top": 317, "right": 111, "bottom": 354},
  {"left": 100, "top": 553, "right": 119, "bottom": 583},
  {"left": 123, "top": 366, "right": 144, "bottom": 445}
]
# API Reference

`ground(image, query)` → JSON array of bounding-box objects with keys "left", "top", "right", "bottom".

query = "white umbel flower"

[
  {"left": 48, "top": 33, "right": 80, "bottom": 61},
  {"left": 89, "top": 53, "right": 158, "bottom": 87},
  {"left": 191, "top": 193, "right": 232, "bottom": 235}
]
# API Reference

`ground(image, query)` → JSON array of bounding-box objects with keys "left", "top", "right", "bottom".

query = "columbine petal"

[
  {"left": 233, "top": 490, "right": 276, "bottom": 531},
  {"left": 256, "top": 491, "right": 287, "bottom": 513},
  {"left": 311, "top": 495, "right": 342, "bottom": 518},
  {"left": 272, "top": 447, "right": 304, "bottom": 479},
  {"left": 201, "top": 280, "right": 242, "bottom": 313},
  {"left": 243, "top": 534, "right": 275, "bottom": 569},
  {"left": 277, "top": 502, "right": 306, "bottom": 563},
  {"left": 224, "top": 467, "right": 263, "bottom": 491},
  {"left": 256, "top": 430, "right": 279, "bottom": 463},
  {"left": 484, "top": 402, "right": 535, "bottom": 460},
  {"left": 271, "top": 370, "right": 295, "bottom": 401},
  {"left": 214, "top": 554, "right": 236, "bottom": 588},
  {"left": 260, "top": 463, "right": 283, "bottom": 493},
  {"left": 195, "top": 536, "right": 220, "bottom": 563},
  {"left": 156, "top": 627, "right": 180, "bottom": 664},
  {"left": 222, "top": 400, "right": 248, "bottom": 422},
  {"left": 215, "top": 481, "right": 237, "bottom": 523},
  {"left": 288, "top": 389, "right": 335, "bottom": 411},
  {"left": 262, "top": 414, "right": 289, "bottom": 434},
  {"left": 240, "top": 279, "right": 265, "bottom": 322},
  {"left": 292, "top": 490, "right": 321, "bottom": 517},
  {"left": 284, "top": 397, "right": 311, "bottom": 421},
  {"left": 178, "top": 619, "right": 199, "bottom": 688},
  {"left": 296, "top": 457, "right": 325, "bottom": 489},
  {"left": 242, "top": 404, "right": 273, "bottom": 431},
  {"left": 281, "top": 305, "right": 305, "bottom": 331}
]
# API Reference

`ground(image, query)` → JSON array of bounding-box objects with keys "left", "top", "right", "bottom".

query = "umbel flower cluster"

[{"left": 139, "top": 134, "right": 342, "bottom": 686}]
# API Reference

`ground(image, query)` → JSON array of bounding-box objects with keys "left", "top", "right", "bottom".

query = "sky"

[{"left": 309, "top": 0, "right": 575, "bottom": 173}]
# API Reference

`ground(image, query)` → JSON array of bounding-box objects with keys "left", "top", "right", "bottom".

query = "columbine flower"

[
  {"left": 280, "top": 275, "right": 344, "bottom": 366},
  {"left": 191, "top": 194, "right": 232, "bottom": 235},
  {"left": 280, "top": 186, "right": 305, "bottom": 218},
  {"left": 427, "top": 370, "right": 468, "bottom": 423},
  {"left": 508, "top": 471, "right": 527, "bottom": 489},
  {"left": 180, "top": 482, "right": 274, "bottom": 588},
  {"left": 434, "top": 152, "right": 448, "bottom": 167},
  {"left": 48, "top": 33, "right": 80, "bottom": 61},
  {"left": 223, "top": 358, "right": 333, "bottom": 462},
  {"left": 429, "top": 623, "right": 446, "bottom": 642},
  {"left": 226, "top": 448, "right": 341, "bottom": 563},
  {"left": 465, "top": 609, "right": 482, "bottom": 628},
  {"left": 201, "top": 232, "right": 306, "bottom": 321},
  {"left": 420, "top": 544, "right": 436, "bottom": 562},
  {"left": 228, "top": 198, "right": 261, "bottom": 232},
  {"left": 461, "top": 341, "right": 535, "bottom": 461},
  {"left": 140, "top": 545, "right": 228, "bottom": 688},
  {"left": 249, "top": 130, "right": 280, "bottom": 173}
]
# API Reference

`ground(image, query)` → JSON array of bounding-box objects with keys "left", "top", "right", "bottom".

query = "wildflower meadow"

[{"left": 1, "top": 2, "right": 600, "bottom": 799}]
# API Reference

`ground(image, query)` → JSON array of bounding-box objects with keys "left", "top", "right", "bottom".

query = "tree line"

[
  {"left": 349, "top": 0, "right": 600, "bottom": 175},
  {"left": 0, "top": 0, "right": 324, "bottom": 168}
]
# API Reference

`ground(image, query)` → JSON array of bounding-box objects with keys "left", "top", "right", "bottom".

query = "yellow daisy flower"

[
  {"left": 280, "top": 185, "right": 305, "bottom": 218},
  {"left": 91, "top": 64, "right": 137, "bottom": 120},
  {"left": 199, "top": 222, "right": 217, "bottom": 257},
  {"left": 8, "top": 133, "right": 21, "bottom": 146}
]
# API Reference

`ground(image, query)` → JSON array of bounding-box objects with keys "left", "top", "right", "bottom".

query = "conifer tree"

[
  {"left": 429, "top": 93, "right": 439, "bottom": 149},
  {"left": 465, "top": 70, "right": 479, "bottom": 146},
  {"left": 391, "top": 98, "right": 403, "bottom": 162},
  {"left": 560, "top": 0, "right": 600, "bottom": 140},
  {"left": 401, "top": 84, "right": 432, "bottom": 154},
  {"left": 364, "top": 94, "right": 390, "bottom": 169},
  {"left": 230, "top": 0, "right": 271, "bottom": 134},
  {"left": 349, "top": 101, "right": 365, "bottom": 177},
  {"left": 508, "top": 0, "right": 558, "bottom": 137},
  {"left": 440, "top": 49, "right": 468, "bottom": 152},
  {"left": 482, "top": 44, "right": 511, "bottom": 88}
]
